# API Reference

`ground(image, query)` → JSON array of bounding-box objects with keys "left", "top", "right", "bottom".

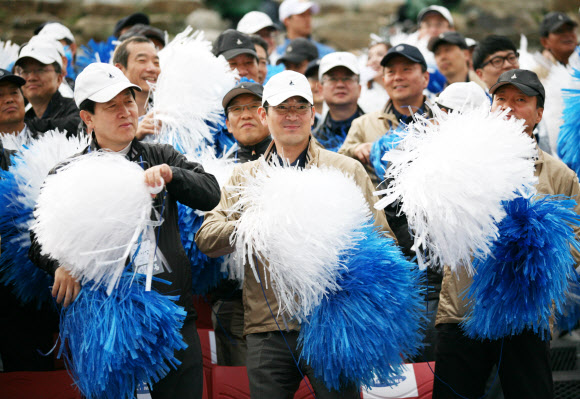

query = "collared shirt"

[{"left": 313, "top": 106, "right": 365, "bottom": 152}]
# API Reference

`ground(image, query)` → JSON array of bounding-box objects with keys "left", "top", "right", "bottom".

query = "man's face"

[
  {"left": 0, "top": 82, "right": 25, "bottom": 130},
  {"left": 225, "top": 93, "right": 269, "bottom": 146},
  {"left": 227, "top": 53, "right": 260, "bottom": 82},
  {"left": 321, "top": 67, "right": 361, "bottom": 108},
  {"left": 256, "top": 27, "right": 277, "bottom": 56},
  {"left": 258, "top": 95, "right": 314, "bottom": 150},
  {"left": 284, "top": 9, "right": 312, "bottom": 37},
  {"left": 255, "top": 45, "right": 268, "bottom": 84},
  {"left": 418, "top": 13, "right": 451, "bottom": 41},
  {"left": 14, "top": 58, "right": 62, "bottom": 102},
  {"left": 308, "top": 76, "right": 323, "bottom": 106},
  {"left": 540, "top": 24, "right": 578, "bottom": 63},
  {"left": 117, "top": 41, "right": 160, "bottom": 92},
  {"left": 491, "top": 85, "right": 543, "bottom": 137},
  {"left": 383, "top": 56, "right": 429, "bottom": 106},
  {"left": 81, "top": 89, "right": 139, "bottom": 150},
  {"left": 476, "top": 49, "right": 519, "bottom": 89},
  {"left": 434, "top": 43, "right": 469, "bottom": 80}
]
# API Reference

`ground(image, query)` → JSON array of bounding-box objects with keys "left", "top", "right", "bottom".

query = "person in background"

[
  {"left": 119, "top": 24, "right": 166, "bottom": 50},
  {"left": 359, "top": 37, "right": 390, "bottom": 113},
  {"left": 304, "top": 58, "right": 323, "bottom": 127},
  {"left": 276, "top": 37, "right": 318, "bottom": 75},
  {"left": 213, "top": 29, "right": 260, "bottom": 83},
  {"left": 250, "top": 35, "right": 269, "bottom": 84},
  {"left": 113, "top": 12, "right": 150, "bottom": 38},
  {"left": 237, "top": 11, "right": 279, "bottom": 58},
  {"left": 472, "top": 35, "right": 520, "bottom": 91},
  {"left": 36, "top": 22, "right": 78, "bottom": 79}
]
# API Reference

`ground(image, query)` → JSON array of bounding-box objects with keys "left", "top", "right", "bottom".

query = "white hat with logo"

[
  {"left": 74, "top": 63, "right": 141, "bottom": 107},
  {"left": 318, "top": 52, "right": 360, "bottom": 80},
  {"left": 262, "top": 70, "right": 313, "bottom": 106},
  {"left": 16, "top": 42, "right": 63, "bottom": 68}
]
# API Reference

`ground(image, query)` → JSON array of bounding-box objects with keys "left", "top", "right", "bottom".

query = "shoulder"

[
  {"left": 316, "top": 148, "right": 366, "bottom": 173},
  {"left": 541, "top": 151, "right": 577, "bottom": 180}
]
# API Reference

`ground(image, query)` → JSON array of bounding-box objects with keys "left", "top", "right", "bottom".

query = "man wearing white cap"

[
  {"left": 29, "top": 62, "right": 221, "bottom": 398},
  {"left": 237, "top": 11, "right": 279, "bottom": 57},
  {"left": 36, "top": 22, "right": 78, "bottom": 77},
  {"left": 273, "top": 0, "right": 334, "bottom": 64},
  {"left": 14, "top": 42, "right": 80, "bottom": 137},
  {"left": 196, "top": 70, "right": 391, "bottom": 397},
  {"left": 313, "top": 52, "right": 364, "bottom": 152}
]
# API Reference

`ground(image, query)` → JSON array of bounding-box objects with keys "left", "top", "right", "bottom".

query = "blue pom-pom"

[
  {"left": 557, "top": 68, "right": 580, "bottom": 175},
  {"left": 178, "top": 202, "right": 227, "bottom": 294},
  {"left": 370, "top": 128, "right": 404, "bottom": 181},
  {"left": 207, "top": 114, "right": 236, "bottom": 157},
  {"left": 58, "top": 273, "right": 187, "bottom": 399},
  {"left": 298, "top": 224, "right": 425, "bottom": 390},
  {"left": 76, "top": 36, "right": 118, "bottom": 72},
  {"left": 314, "top": 124, "right": 349, "bottom": 153},
  {"left": 0, "top": 153, "right": 53, "bottom": 308},
  {"left": 462, "top": 195, "right": 580, "bottom": 341},
  {"left": 427, "top": 68, "right": 447, "bottom": 94},
  {"left": 556, "top": 277, "right": 580, "bottom": 333}
]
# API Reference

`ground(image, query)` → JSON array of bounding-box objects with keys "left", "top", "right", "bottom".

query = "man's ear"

[
  {"left": 115, "top": 63, "right": 126, "bottom": 73},
  {"left": 258, "top": 106, "right": 268, "bottom": 126},
  {"left": 535, "top": 106, "right": 544, "bottom": 125},
  {"left": 80, "top": 110, "right": 94, "bottom": 131}
]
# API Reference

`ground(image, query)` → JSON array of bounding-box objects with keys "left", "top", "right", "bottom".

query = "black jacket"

[
  {"left": 25, "top": 91, "right": 81, "bottom": 138},
  {"left": 29, "top": 138, "right": 221, "bottom": 318}
]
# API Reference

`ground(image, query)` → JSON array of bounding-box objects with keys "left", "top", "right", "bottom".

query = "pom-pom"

[
  {"left": 557, "top": 68, "right": 580, "bottom": 175},
  {"left": 556, "top": 277, "right": 580, "bottom": 333},
  {"left": 0, "top": 131, "right": 88, "bottom": 306},
  {"left": 543, "top": 64, "right": 573, "bottom": 153},
  {"left": 59, "top": 273, "right": 187, "bottom": 399},
  {"left": 232, "top": 162, "right": 372, "bottom": 321},
  {"left": 153, "top": 27, "right": 237, "bottom": 154},
  {"left": 462, "top": 195, "right": 580, "bottom": 341},
  {"left": 0, "top": 40, "right": 20, "bottom": 70},
  {"left": 369, "top": 127, "right": 404, "bottom": 181},
  {"left": 76, "top": 36, "right": 118, "bottom": 71},
  {"left": 299, "top": 224, "right": 424, "bottom": 390},
  {"left": 31, "top": 152, "right": 152, "bottom": 293},
  {"left": 374, "top": 106, "right": 538, "bottom": 273}
]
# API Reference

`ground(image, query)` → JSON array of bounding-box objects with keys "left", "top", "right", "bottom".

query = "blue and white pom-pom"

[
  {"left": 76, "top": 36, "right": 118, "bottom": 72},
  {"left": 59, "top": 273, "right": 187, "bottom": 399},
  {"left": 374, "top": 106, "right": 538, "bottom": 273},
  {"left": 462, "top": 194, "right": 580, "bottom": 341},
  {"left": 31, "top": 153, "right": 153, "bottom": 294},
  {"left": 369, "top": 126, "right": 405, "bottom": 181},
  {"left": 299, "top": 224, "right": 424, "bottom": 390},
  {"left": 557, "top": 68, "right": 580, "bottom": 176},
  {"left": 0, "top": 131, "right": 88, "bottom": 307},
  {"left": 556, "top": 277, "right": 580, "bottom": 333}
]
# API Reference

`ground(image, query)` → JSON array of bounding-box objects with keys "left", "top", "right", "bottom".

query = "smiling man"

[
  {"left": 433, "top": 69, "right": 580, "bottom": 399},
  {"left": 196, "top": 70, "right": 391, "bottom": 398},
  {"left": 539, "top": 11, "right": 578, "bottom": 67},
  {"left": 29, "top": 62, "right": 220, "bottom": 399}
]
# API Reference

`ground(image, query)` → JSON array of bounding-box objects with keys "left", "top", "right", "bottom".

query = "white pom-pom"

[
  {"left": 543, "top": 64, "right": 573, "bottom": 153},
  {"left": 32, "top": 152, "right": 152, "bottom": 292},
  {"left": 0, "top": 40, "right": 20, "bottom": 70},
  {"left": 231, "top": 162, "right": 372, "bottom": 320},
  {"left": 153, "top": 27, "right": 237, "bottom": 153},
  {"left": 375, "top": 106, "right": 537, "bottom": 273}
]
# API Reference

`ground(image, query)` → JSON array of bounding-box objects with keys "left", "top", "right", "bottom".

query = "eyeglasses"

[
  {"left": 322, "top": 76, "right": 359, "bottom": 85},
  {"left": 227, "top": 102, "right": 261, "bottom": 116},
  {"left": 267, "top": 103, "right": 312, "bottom": 115},
  {"left": 481, "top": 52, "right": 519, "bottom": 69},
  {"left": 14, "top": 66, "right": 56, "bottom": 78}
]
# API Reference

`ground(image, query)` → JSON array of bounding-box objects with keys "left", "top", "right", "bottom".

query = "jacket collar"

[{"left": 263, "top": 136, "right": 318, "bottom": 167}]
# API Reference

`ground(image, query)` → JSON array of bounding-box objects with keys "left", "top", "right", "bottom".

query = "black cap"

[
  {"left": 540, "top": 12, "right": 578, "bottom": 37},
  {"left": 276, "top": 38, "right": 318, "bottom": 65},
  {"left": 222, "top": 82, "right": 264, "bottom": 112},
  {"left": 119, "top": 24, "right": 165, "bottom": 47},
  {"left": 0, "top": 69, "right": 26, "bottom": 86},
  {"left": 428, "top": 31, "right": 468, "bottom": 52},
  {"left": 213, "top": 30, "right": 258, "bottom": 60},
  {"left": 304, "top": 59, "right": 320, "bottom": 78},
  {"left": 380, "top": 44, "right": 427, "bottom": 70},
  {"left": 114, "top": 12, "right": 150, "bottom": 38},
  {"left": 489, "top": 69, "right": 545, "bottom": 104}
]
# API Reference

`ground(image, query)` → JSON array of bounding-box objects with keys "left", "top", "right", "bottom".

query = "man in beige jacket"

[
  {"left": 196, "top": 70, "right": 391, "bottom": 398},
  {"left": 433, "top": 69, "right": 580, "bottom": 399}
]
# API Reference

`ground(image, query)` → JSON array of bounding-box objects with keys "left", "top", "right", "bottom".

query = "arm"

[{"left": 338, "top": 117, "right": 371, "bottom": 164}]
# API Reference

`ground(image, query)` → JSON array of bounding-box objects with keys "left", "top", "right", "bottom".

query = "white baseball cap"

[
  {"left": 38, "top": 22, "right": 75, "bottom": 43},
  {"left": 262, "top": 70, "right": 313, "bottom": 106},
  {"left": 74, "top": 63, "right": 141, "bottom": 107},
  {"left": 237, "top": 11, "right": 278, "bottom": 34},
  {"left": 417, "top": 5, "right": 454, "bottom": 27},
  {"left": 29, "top": 35, "right": 66, "bottom": 57},
  {"left": 318, "top": 52, "right": 360, "bottom": 80},
  {"left": 434, "top": 82, "right": 489, "bottom": 112},
  {"left": 16, "top": 42, "right": 63, "bottom": 68},
  {"left": 279, "top": 0, "right": 320, "bottom": 21}
]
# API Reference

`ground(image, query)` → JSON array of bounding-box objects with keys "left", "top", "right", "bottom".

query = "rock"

[{"left": 185, "top": 8, "right": 229, "bottom": 32}]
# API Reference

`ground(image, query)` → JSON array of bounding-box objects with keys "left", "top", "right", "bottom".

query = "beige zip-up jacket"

[
  {"left": 195, "top": 139, "right": 393, "bottom": 335},
  {"left": 436, "top": 149, "right": 580, "bottom": 325}
]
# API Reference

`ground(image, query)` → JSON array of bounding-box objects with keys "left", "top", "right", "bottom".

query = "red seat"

[
  {"left": 362, "top": 362, "right": 435, "bottom": 399},
  {"left": 0, "top": 370, "right": 82, "bottom": 399}
]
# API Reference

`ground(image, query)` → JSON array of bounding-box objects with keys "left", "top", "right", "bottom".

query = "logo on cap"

[
  {"left": 558, "top": 15, "right": 563, "bottom": 20},
  {"left": 108, "top": 73, "right": 114, "bottom": 79},
  {"left": 0, "top": 71, "right": 4, "bottom": 77},
  {"left": 511, "top": 73, "right": 517, "bottom": 79},
  {"left": 240, "top": 84, "right": 245, "bottom": 88},
  {"left": 287, "top": 46, "right": 293, "bottom": 52},
  {"left": 237, "top": 39, "right": 242, "bottom": 45},
  {"left": 396, "top": 45, "right": 404, "bottom": 51},
  {"left": 289, "top": 80, "right": 294, "bottom": 86}
]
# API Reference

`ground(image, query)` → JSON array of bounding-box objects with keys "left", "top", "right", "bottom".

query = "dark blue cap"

[{"left": 380, "top": 44, "right": 427, "bottom": 70}]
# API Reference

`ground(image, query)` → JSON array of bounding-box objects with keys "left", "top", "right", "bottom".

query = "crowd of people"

[{"left": 1, "top": 0, "right": 579, "bottom": 398}]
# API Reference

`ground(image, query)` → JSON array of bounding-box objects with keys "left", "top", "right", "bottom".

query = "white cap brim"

[
  {"left": 264, "top": 89, "right": 313, "bottom": 106},
  {"left": 75, "top": 81, "right": 141, "bottom": 107}
]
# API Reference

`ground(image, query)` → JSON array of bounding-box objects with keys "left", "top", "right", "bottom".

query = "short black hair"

[
  {"left": 52, "top": 62, "right": 62, "bottom": 75},
  {"left": 472, "top": 35, "right": 517, "bottom": 70},
  {"left": 250, "top": 35, "right": 269, "bottom": 54},
  {"left": 112, "top": 36, "right": 154, "bottom": 68}
]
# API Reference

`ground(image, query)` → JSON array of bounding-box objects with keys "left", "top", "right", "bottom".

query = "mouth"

[
  {"left": 241, "top": 123, "right": 255, "bottom": 129},
  {"left": 2, "top": 106, "right": 18, "bottom": 113}
]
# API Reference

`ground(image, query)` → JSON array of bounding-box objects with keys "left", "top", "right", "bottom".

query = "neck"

[
  {"left": 29, "top": 95, "right": 52, "bottom": 118},
  {"left": 286, "top": 30, "right": 304, "bottom": 40},
  {"left": 392, "top": 96, "right": 424, "bottom": 116},
  {"left": 445, "top": 69, "right": 469, "bottom": 85},
  {"left": 314, "top": 101, "right": 323, "bottom": 113},
  {"left": 275, "top": 140, "right": 308, "bottom": 164},
  {"left": 135, "top": 90, "right": 150, "bottom": 116},
  {"left": 328, "top": 102, "right": 358, "bottom": 122},
  {"left": 0, "top": 121, "right": 25, "bottom": 134}
]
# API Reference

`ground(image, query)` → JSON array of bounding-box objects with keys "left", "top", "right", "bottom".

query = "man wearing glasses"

[
  {"left": 13, "top": 42, "right": 80, "bottom": 137},
  {"left": 472, "top": 35, "right": 520, "bottom": 91},
  {"left": 196, "top": 70, "right": 390, "bottom": 397},
  {"left": 313, "top": 52, "right": 364, "bottom": 152}
]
